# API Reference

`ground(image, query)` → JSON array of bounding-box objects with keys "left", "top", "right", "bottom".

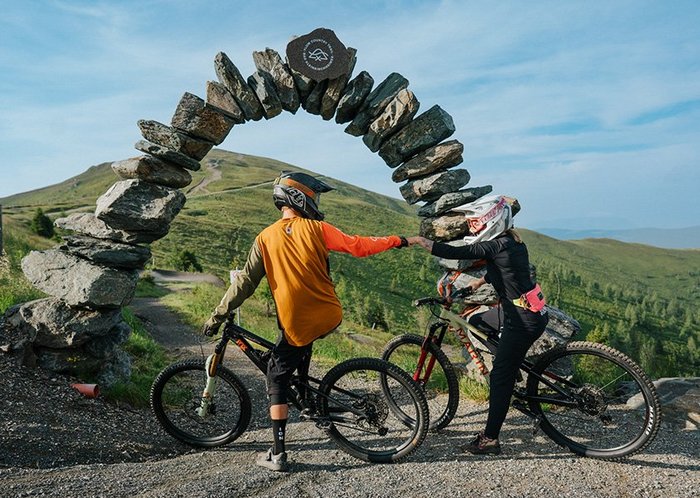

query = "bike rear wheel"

[
  {"left": 318, "top": 357, "right": 429, "bottom": 463},
  {"left": 381, "top": 334, "right": 459, "bottom": 431},
  {"left": 526, "top": 341, "right": 660, "bottom": 460},
  {"left": 150, "top": 359, "right": 252, "bottom": 447}
]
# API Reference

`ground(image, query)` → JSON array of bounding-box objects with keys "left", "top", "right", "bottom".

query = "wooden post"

[{"left": 0, "top": 204, "right": 3, "bottom": 256}]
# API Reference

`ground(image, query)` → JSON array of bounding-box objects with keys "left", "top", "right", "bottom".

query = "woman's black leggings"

[{"left": 484, "top": 303, "right": 548, "bottom": 439}]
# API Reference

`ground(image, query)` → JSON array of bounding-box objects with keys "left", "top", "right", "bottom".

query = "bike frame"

[
  {"left": 202, "top": 321, "right": 381, "bottom": 424},
  {"left": 417, "top": 301, "right": 579, "bottom": 410}
]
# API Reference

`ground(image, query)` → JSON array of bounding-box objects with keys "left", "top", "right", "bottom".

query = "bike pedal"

[{"left": 299, "top": 408, "right": 313, "bottom": 421}]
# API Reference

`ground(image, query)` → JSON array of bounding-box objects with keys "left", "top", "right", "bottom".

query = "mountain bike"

[
  {"left": 150, "top": 319, "right": 429, "bottom": 463},
  {"left": 380, "top": 290, "right": 661, "bottom": 460}
]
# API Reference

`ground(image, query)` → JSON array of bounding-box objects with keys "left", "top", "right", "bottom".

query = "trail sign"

[{"left": 286, "top": 28, "right": 350, "bottom": 81}]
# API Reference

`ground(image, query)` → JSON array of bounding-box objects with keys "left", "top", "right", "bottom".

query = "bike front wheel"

[
  {"left": 150, "top": 359, "right": 252, "bottom": 447},
  {"left": 526, "top": 341, "right": 661, "bottom": 460},
  {"left": 381, "top": 334, "right": 459, "bottom": 431},
  {"left": 318, "top": 357, "right": 429, "bottom": 463}
]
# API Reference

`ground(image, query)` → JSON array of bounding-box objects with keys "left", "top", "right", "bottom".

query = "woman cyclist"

[{"left": 407, "top": 195, "right": 548, "bottom": 455}]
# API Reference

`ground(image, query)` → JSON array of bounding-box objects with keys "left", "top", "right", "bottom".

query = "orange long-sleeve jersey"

[{"left": 210, "top": 217, "right": 403, "bottom": 346}]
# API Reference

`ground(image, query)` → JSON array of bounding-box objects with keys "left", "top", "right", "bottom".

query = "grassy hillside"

[
  {"left": 523, "top": 230, "right": 700, "bottom": 376},
  {"left": 2, "top": 149, "right": 698, "bottom": 377}
]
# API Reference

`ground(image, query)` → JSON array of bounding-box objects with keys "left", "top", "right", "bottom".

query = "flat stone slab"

[
  {"left": 137, "top": 120, "right": 214, "bottom": 161},
  {"left": 335, "top": 70, "right": 373, "bottom": 124},
  {"left": 345, "top": 73, "right": 408, "bottom": 137},
  {"left": 55, "top": 213, "right": 167, "bottom": 244},
  {"left": 392, "top": 140, "right": 464, "bottom": 183},
  {"left": 58, "top": 235, "right": 152, "bottom": 270},
  {"left": 247, "top": 71, "right": 282, "bottom": 119},
  {"left": 321, "top": 47, "right": 357, "bottom": 121},
  {"left": 134, "top": 140, "right": 201, "bottom": 172},
  {"left": 302, "top": 79, "right": 327, "bottom": 115},
  {"left": 171, "top": 92, "right": 235, "bottom": 145},
  {"left": 417, "top": 185, "right": 493, "bottom": 217},
  {"left": 419, "top": 212, "right": 469, "bottom": 241},
  {"left": 112, "top": 155, "right": 192, "bottom": 189},
  {"left": 288, "top": 63, "right": 316, "bottom": 104},
  {"left": 379, "top": 105, "right": 456, "bottom": 167},
  {"left": 400, "top": 169, "right": 471, "bottom": 204},
  {"left": 214, "top": 52, "right": 264, "bottom": 121},
  {"left": 205, "top": 81, "right": 246, "bottom": 123},
  {"left": 4, "top": 298, "right": 123, "bottom": 348},
  {"left": 95, "top": 179, "right": 185, "bottom": 234},
  {"left": 363, "top": 88, "right": 419, "bottom": 152},
  {"left": 21, "top": 250, "right": 139, "bottom": 308},
  {"left": 252, "top": 48, "right": 300, "bottom": 113}
]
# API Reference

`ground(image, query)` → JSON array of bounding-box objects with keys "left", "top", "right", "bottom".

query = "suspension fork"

[
  {"left": 196, "top": 338, "right": 228, "bottom": 418},
  {"left": 413, "top": 322, "right": 447, "bottom": 383}
]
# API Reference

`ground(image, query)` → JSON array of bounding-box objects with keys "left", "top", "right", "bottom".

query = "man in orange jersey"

[{"left": 202, "top": 171, "right": 408, "bottom": 472}]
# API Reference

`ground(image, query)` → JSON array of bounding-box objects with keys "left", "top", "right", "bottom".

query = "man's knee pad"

[{"left": 269, "top": 391, "right": 287, "bottom": 405}]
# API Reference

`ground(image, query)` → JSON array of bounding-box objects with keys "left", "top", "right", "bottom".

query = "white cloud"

[{"left": 1, "top": 0, "right": 698, "bottom": 231}]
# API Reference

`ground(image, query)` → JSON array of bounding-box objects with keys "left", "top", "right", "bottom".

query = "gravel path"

[{"left": 1, "top": 291, "right": 698, "bottom": 497}]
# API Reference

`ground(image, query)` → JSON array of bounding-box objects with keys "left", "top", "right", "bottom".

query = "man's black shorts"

[{"left": 267, "top": 333, "right": 313, "bottom": 404}]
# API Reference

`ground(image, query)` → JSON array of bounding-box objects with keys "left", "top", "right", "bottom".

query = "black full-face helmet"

[{"left": 273, "top": 171, "right": 335, "bottom": 220}]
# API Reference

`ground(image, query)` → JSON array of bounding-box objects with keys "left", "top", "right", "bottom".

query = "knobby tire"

[
  {"left": 526, "top": 341, "right": 661, "bottom": 460},
  {"left": 381, "top": 334, "right": 460, "bottom": 431},
  {"left": 150, "top": 359, "right": 252, "bottom": 448},
  {"left": 318, "top": 357, "right": 429, "bottom": 463}
]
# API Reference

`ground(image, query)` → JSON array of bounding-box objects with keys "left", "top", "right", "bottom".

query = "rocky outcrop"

[{"left": 629, "top": 377, "right": 700, "bottom": 430}]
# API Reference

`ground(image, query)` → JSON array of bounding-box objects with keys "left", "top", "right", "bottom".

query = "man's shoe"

[
  {"left": 256, "top": 448, "right": 289, "bottom": 472},
  {"left": 462, "top": 432, "right": 501, "bottom": 455}
]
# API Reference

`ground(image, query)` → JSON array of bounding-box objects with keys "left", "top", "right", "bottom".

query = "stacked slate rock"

[
  {"left": 5, "top": 83, "right": 240, "bottom": 386},
  {"left": 3, "top": 39, "right": 581, "bottom": 386}
]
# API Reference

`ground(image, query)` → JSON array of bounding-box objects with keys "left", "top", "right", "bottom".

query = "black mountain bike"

[
  {"left": 381, "top": 291, "right": 661, "bottom": 460},
  {"left": 150, "top": 320, "right": 429, "bottom": 463}
]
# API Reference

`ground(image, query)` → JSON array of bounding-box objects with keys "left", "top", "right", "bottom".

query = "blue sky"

[{"left": 1, "top": 0, "right": 699, "bottom": 230}]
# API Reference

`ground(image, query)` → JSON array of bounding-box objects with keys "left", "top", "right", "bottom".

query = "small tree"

[
  {"left": 31, "top": 208, "right": 54, "bottom": 238},
  {"left": 171, "top": 250, "right": 203, "bottom": 272}
]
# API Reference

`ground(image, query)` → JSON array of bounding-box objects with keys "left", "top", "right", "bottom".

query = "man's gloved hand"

[{"left": 201, "top": 317, "right": 222, "bottom": 337}]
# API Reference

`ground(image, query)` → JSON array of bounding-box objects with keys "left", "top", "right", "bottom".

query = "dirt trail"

[{"left": 1, "top": 277, "right": 698, "bottom": 497}]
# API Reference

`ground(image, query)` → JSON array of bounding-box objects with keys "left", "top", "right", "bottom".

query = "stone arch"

[{"left": 7, "top": 29, "right": 499, "bottom": 385}]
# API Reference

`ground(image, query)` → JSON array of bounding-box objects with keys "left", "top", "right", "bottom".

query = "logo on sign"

[
  {"left": 303, "top": 38, "right": 334, "bottom": 71},
  {"left": 286, "top": 28, "right": 350, "bottom": 81}
]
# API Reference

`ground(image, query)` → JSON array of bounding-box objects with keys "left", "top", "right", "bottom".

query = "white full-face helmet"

[{"left": 452, "top": 194, "right": 513, "bottom": 244}]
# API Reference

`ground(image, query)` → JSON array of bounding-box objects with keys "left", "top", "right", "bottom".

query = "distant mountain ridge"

[{"left": 534, "top": 226, "right": 700, "bottom": 249}]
